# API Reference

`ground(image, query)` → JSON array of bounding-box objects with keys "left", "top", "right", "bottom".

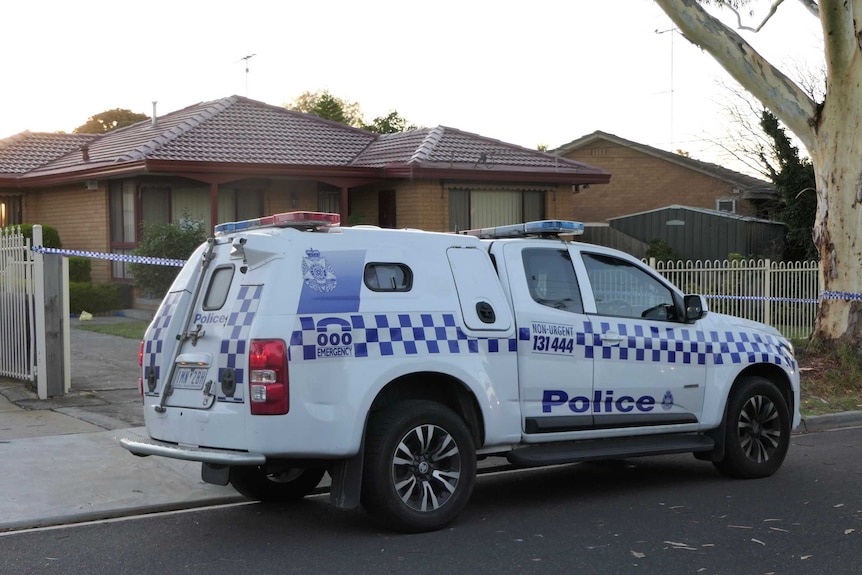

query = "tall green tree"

[
  {"left": 758, "top": 110, "right": 817, "bottom": 261},
  {"left": 652, "top": 0, "right": 862, "bottom": 346},
  {"left": 74, "top": 109, "right": 149, "bottom": 134},
  {"left": 286, "top": 90, "right": 363, "bottom": 127},
  {"left": 362, "top": 111, "right": 417, "bottom": 134}
]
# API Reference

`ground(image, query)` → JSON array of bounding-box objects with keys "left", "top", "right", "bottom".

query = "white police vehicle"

[{"left": 121, "top": 211, "right": 800, "bottom": 533}]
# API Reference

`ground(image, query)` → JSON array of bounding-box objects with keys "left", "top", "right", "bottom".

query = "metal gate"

[{"left": 0, "top": 225, "right": 36, "bottom": 380}]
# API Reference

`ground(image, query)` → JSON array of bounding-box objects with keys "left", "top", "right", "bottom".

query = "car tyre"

[
  {"left": 229, "top": 466, "right": 325, "bottom": 502},
  {"left": 713, "top": 376, "right": 791, "bottom": 479},
  {"left": 361, "top": 400, "right": 476, "bottom": 533}
]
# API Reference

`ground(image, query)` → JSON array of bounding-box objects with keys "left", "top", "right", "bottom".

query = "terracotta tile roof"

[
  {"left": 0, "top": 96, "right": 608, "bottom": 185},
  {"left": 33, "top": 96, "right": 377, "bottom": 173},
  {"left": 355, "top": 126, "right": 604, "bottom": 175},
  {"left": 0, "top": 131, "right": 99, "bottom": 174}
]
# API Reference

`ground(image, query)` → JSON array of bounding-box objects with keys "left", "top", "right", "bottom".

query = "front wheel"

[
  {"left": 362, "top": 400, "right": 477, "bottom": 533},
  {"left": 229, "top": 466, "right": 325, "bottom": 502},
  {"left": 713, "top": 376, "right": 791, "bottom": 479}
]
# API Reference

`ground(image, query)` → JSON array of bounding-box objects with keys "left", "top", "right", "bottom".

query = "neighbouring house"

[
  {"left": 0, "top": 95, "right": 610, "bottom": 288},
  {"left": 553, "top": 130, "right": 778, "bottom": 223}
]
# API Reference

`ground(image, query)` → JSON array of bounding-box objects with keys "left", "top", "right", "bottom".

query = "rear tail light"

[
  {"left": 138, "top": 341, "right": 144, "bottom": 402},
  {"left": 249, "top": 339, "right": 289, "bottom": 415}
]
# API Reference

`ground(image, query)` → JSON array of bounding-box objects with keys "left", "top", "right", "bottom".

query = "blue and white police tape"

[
  {"left": 31, "top": 246, "right": 186, "bottom": 267},
  {"left": 704, "top": 292, "right": 862, "bottom": 303},
  {"left": 26, "top": 245, "right": 862, "bottom": 303},
  {"left": 704, "top": 294, "right": 820, "bottom": 304}
]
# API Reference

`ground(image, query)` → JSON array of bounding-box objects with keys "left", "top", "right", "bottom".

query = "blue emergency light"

[{"left": 459, "top": 220, "right": 584, "bottom": 239}]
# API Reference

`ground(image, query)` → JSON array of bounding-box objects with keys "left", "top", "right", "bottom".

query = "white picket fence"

[
  {"left": 648, "top": 258, "right": 820, "bottom": 340},
  {"left": 0, "top": 225, "right": 37, "bottom": 381}
]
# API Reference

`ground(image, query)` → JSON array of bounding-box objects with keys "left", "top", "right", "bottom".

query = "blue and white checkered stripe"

[
  {"left": 289, "top": 313, "right": 517, "bottom": 361},
  {"left": 518, "top": 320, "right": 794, "bottom": 368},
  {"left": 143, "top": 291, "right": 182, "bottom": 395},
  {"left": 217, "top": 284, "right": 263, "bottom": 402}
]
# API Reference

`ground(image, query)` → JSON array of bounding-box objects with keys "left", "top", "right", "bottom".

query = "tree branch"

[
  {"left": 796, "top": 0, "right": 820, "bottom": 17},
  {"left": 819, "top": 0, "right": 857, "bottom": 87},
  {"left": 716, "top": 0, "right": 785, "bottom": 33},
  {"left": 653, "top": 0, "right": 818, "bottom": 151}
]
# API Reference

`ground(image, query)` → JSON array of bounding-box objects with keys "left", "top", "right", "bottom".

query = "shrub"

[
  {"left": 129, "top": 219, "right": 207, "bottom": 298},
  {"left": 69, "top": 257, "right": 91, "bottom": 283},
  {"left": 15, "top": 223, "right": 61, "bottom": 248},
  {"left": 646, "top": 238, "right": 679, "bottom": 263},
  {"left": 69, "top": 282, "right": 122, "bottom": 315}
]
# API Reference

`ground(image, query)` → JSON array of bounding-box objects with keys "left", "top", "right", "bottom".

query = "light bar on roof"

[
  {"left": 214, "top": 211, "right": 340, "bottom": 236},
  {"left": 459, "top": 220, "right": 584, "bottom": 239}
]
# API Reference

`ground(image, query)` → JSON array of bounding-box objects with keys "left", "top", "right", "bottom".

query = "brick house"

[
  {"left": 553, "top": 131, "right": 778, "bottom": 223},
  {"left": 0, "top": 96, "right": 609, "bottom": 286}
]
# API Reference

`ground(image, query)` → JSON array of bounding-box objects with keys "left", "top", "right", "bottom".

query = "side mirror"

[{"left": 684, "top": 294, "right": 707, "bottom": 321}]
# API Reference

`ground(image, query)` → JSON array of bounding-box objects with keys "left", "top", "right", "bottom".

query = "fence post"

[
  {"left": 763, "top": 259, "right": 771, "bottom": 327},
  {"left": 33, "top": 225, "right": 47, "bottom": 399},
  {"left": 42, "top": 253, "right": 66, "bottom": 397}
]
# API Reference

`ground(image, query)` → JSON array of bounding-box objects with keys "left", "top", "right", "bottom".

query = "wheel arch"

[
  {"left": 734, "top": 363, "right": 795, "bottom": 416},
  {"left": 698, "top": 363, "right": 794, "bottom": 463},
  {"left": 368, "top": 371, "right": 486, "bottom": 447}
]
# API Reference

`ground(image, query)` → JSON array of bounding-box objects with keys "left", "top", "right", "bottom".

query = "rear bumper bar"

[{"left": 119, "top": 437, "right": 266, "bottom": 466}]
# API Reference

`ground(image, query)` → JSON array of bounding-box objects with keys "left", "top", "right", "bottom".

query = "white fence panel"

[
  {"left": 0, "top": 226, "right": 36, "bottom": 380},
  {"left": 648, "top": 258, "right": 820, "bottom": 340}
]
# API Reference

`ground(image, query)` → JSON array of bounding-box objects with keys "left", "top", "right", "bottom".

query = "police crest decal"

[
  {"left": 302, "top": 248, "right": 337, "bottom": 293},
  {"left": 662, "top": 390, "right": 674, "bottom": 411}
]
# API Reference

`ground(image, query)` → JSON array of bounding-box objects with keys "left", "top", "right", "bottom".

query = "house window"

[
  {"left": 717, "top": 199, "right": 737, "bottom": 213},
  {"left": 318, "top": 186, "right": 340, "bottom": 214},
  {"left": 0, "top": 195, "right": 22, "bottom": 227},
  {"left": 109, "top": 180, "right": 137, "bottom": 280},
  {"left": 449, "top": 189, "right": 545, "bottom": 231}
]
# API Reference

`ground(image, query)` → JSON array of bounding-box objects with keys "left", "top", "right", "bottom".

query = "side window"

[
  {"left": 581, "top": 253, "right": 677, "bottom": 320},
  {"left": 522, "top": 248, "right": 583, "bottom": 313},
  {"left": 364, "top": 263, "right": 413, "bottom": 292},
  {"left": 203, "top": 265, "right": 235, "bottom": 310}
]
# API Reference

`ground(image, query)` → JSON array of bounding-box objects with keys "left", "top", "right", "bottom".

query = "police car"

[{"left": 121, "top": 211, "right": 800, "bottom": 533}]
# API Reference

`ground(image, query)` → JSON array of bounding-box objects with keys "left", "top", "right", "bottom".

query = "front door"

[
  {"left": 378, "top": 189, "right": 396, "bottom": 228},
  {"left": 579, "top": 252, "right": 707, "bottom": 429}
]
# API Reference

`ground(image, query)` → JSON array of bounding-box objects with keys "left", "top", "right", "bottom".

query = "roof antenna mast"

[{"left": 239, "top": 54, "right": 256, "bottom": 97}]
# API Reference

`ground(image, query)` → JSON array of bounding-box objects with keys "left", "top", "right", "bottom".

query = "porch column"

[
  {"left": 340, "top": 186, "right": 349, "bottom": 222},
  {"left": 210, "top": 182, "right": 219, "bottom": 232}
]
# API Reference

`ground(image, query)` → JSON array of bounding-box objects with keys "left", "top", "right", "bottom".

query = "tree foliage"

[
  {"left": 361, "top": 111, "right": 418, "bottom": 134},
  {"left": 758, "top": 110, "right": 817, "bottom": 261},
  {"left": 286, "top": 90, "right": 417, "bottom": 133},
  {"left": 74, "top": 108, "right": 149, "bottom": 134},
  {"left": 286, "top": 90, "right": 364, "bottom": 127},
  {"left": 129, "top": 219, "right": 207, "bottom": 298}
]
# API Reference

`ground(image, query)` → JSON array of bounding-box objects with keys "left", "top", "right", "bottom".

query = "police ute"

[{"left": 120, "top": 211, "right": 800, "bottom": 533}]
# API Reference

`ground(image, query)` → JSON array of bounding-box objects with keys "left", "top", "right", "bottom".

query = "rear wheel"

[
  {"left": 713, "top": 376, "right": 790, "bottom": 479},
  {"left": 362, "top": 400, "right": 476, "bottom": 533},
  {"left": 229, "top": 466, "right": 325, "bottom": 502}
]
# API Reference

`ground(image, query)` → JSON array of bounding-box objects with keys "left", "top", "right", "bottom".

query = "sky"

[{"left": 1, "top": 1, "right": 824, "bottom": 174}]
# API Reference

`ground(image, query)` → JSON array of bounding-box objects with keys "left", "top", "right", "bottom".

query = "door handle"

[{"left": 601, "top": 331, "right": 625, "bottom": 345}]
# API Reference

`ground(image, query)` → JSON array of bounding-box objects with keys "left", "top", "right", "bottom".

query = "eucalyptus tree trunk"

[{"left": 653, "top": 0, "right": 862, "bottom": 345}]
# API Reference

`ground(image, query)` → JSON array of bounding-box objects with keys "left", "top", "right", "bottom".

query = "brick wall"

[
  {"left": 561, "top": 142, "right": 754, "bottom": 222},
  {"left": 28, "top": 183, "right": 111, "bottom": 283}
]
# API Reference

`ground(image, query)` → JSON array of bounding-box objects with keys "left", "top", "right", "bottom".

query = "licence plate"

[{"left": 173, "top": 367, "right": 208, "bottom": 390}]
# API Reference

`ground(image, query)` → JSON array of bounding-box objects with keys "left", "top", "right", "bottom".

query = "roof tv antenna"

[{"left": 238, "top": 53, "right": 256, "bottom": 97}]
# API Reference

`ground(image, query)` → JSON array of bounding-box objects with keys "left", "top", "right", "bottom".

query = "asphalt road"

[{"left": 2, "top": 427, "right": 861, "bottom": 575}]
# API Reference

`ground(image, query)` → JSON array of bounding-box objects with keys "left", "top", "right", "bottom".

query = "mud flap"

[
  {"left": 202, "top": 463, "right": 231, "bottom": 486},
  {"left": 329, "top": 451, "right": 364, "bottom": 509}
]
